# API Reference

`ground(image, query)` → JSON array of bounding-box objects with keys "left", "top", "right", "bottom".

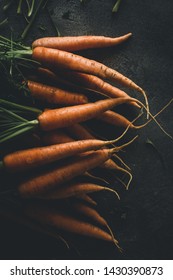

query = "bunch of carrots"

[{"left": 0, "top": 32, "right": 171, "bottom": 251}]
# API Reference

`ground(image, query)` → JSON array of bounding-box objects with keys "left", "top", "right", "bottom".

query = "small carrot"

[
  {"left": 37, "top": 182, "right": 120, "bottom": 200},
  {"left": 25, "top": 205, "right": 115, "bottom": 242},
  {"left": 18, "top": 139, "right": 137, "bottom": 198},
  {"left": 32, "top": 47, "right": 145, "bottom": 94},
  {"left": 32, "top": 33, "right": 132, "bottom": 51},
  {"left": 3, "top": 135, "right": 129, "bottom": 173},
  {"left": 27, "top": 80, "right": 88, "bottom": 105}
]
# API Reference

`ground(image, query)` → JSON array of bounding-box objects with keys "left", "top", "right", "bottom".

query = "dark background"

[{"left": 0, "top": 0, "right": 173, "bottom": 260}]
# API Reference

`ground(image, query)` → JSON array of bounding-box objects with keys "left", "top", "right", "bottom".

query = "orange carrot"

[
  {"left": 77, "top": 194, "right": 97, "bottom": 206},
  {"left": 18, "top": 141, "right": 137, "bottom": 198},
  {"left": 66, "top": 123, "right": 95, "bottom": 140},
  {"left": 25, "top": 205, "right": 115, "bottom": 242},
  {"left": 36, "top": 68, "right": 141, "bottom": 109},
  {"left": 38, "top": 97, "right": 138, "bottom": 131},
  {"left": 3, "top": 137, "right": 126, "bottom": 172},
  {"left": 73, "top": 202, "right": 121, "bottom": 250},
  {"left": 32, "top": 33, "right": 132, "bottom": 51},
  {"left": 37, "top": 182, "right": 119, "bottom": 200},
  {"left": 98, "top": 110, "right": 134, "bottom": 128},
  {"left": 32, "top": 47, "right": 145, "bottom": 94},
  {"left": 42, "top": 129, "right": 74, "bottom": 145},
  {"left": 27, "top": 80, "right": 88, "bottom": 105}
]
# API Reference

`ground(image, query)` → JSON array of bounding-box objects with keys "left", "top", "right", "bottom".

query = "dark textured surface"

[{"left": 0, "top": 0, "right": 173, "bottom": 260}]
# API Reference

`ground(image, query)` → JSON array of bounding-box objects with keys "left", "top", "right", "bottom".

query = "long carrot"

[
  {"left": 3, "top": 137, "right": 129, "bottom": 172},
  {"left": 32, "top": 47, "right": 145, "bottom": 94},
  {"left": 18, "top": 140, "right": 137, "bottom": 198},
  {"left": 37, "top": 182, "right": 120, "bottom": 200},
  {"left": 25, "top": 205, "right": 115, "bottom": 242},
  {"left": 52, "top": 70, "right": 141, "bottom": 108},
  {"left": 38, "top": 97, "right": 137, "bottom": 131},
  {"left": 27, "top": 80, "right": 88, "bottom": 105},
  {"left": 32, "top": 33, "right": 132, "bottom": 51}
]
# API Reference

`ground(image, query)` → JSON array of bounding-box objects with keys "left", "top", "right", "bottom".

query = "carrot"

[
  {"left": 72, "top": 202, "right": 121, "bottom": 249},
  {"left": 98, "top": 110, "right": 135, "bottom": 128},
  {"left": 32, "top": 33, "right": 132, "bottom": 51},
  {"left": 32, "top": 47, "right": 145, "bottom": 94},
  {"left": 38, "top": 97, "right": 137, "bottom": 131},
  {"left": 77, "top": 194, "right": 97, "bottom": 206},
  {"left": 66, "top": 123, "right": 95, "bottom": 140},
  {"left": 42, "top": 129, "right": 74, "bottom": 145},
  {"left": 54, "top": 70, "right": 141, "bottom": 107},
  {"left": 25, "top": 205, "right": 115, "bottom": 242},
  {"left": 27, "top": 80, "right": 88, "bottom": 105},
  {"left": 3, "top": 137, "right": 128, "bottom": 172},
  {"left": 37, "top": 182, "right": 120, "bottom": 200},
  {"left": 18, "top": 140, "right": 137, "bottom": 198}
]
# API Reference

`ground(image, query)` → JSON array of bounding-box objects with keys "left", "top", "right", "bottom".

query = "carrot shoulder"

[{"left": 32, "top": 33, "right": 132, "bottom": 51}]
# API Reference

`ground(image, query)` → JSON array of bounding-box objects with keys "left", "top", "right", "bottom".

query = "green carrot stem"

[
  {"left": 0, "top": 18, "right": 8, "bottom": 28},
  {"left": 17, "top": 0, "right": 24, "bottom": 14},
  {"left": 0, "top": 161, "right": 3, "bottom": 169},
  {"left": 0, "top": 99, "right": 42, "bottom": 115},
  {"left": 112, "top": 0, "right": 122, "bottom": 13},
  {"left": 21, "top": 0, "right": 46, "bottom": 40},
  {"left": 28, "top": 0, "right": 35, "bottom": 17},
  {"left": 0, "top": 120, "right": 39, "bottom": 144},
  {"left": 3, "top": 0, "right": 14, "bottom": 11}
]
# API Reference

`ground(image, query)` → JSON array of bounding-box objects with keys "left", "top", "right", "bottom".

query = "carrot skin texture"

[
  {"left": 26, "top": 206, "right": 113, "bottom": 242},
  {"left": 38, "top": 182, "right": 112, "bottom": 200},
  {"left": 32, "top": 33, "right": 132, "bottom": 51},
  {"left": 38, "top": 97, "right": 136, "bottom": 131},
  {"left": 4, "top": 138, "right": 114, "bottom": 172},
  {"left": 37, "top": 68, "right": 140, "bottom": 108},
  {"left": 98, "top": 110, "right": 134, "bottom": 128},
  {"left": 66, "top": 123, "right": 95, "bottom": 140},
  {"left": 27, "top": 80, "right": 88, "bottom": 105},
  {"left": 18, "top": 149, "right": 113, "bottom": 198},
  {"left": 32, "top": 47, "right": 144, "bottom": 93},
  {"left": 42, "top": 130, "right": 74, "bottom": 145}
]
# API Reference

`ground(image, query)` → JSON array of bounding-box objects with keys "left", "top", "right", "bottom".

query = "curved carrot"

[
  {"left": 18, "top": 140, "right": 137, "bottom": 198},
  {"left": 32, "top": 47, "right": 145, "bottom": 94},
  {"left": 98, "top": 110, "right": 134, "bottom": 128},
  {"left": 26, "top": 205, "right": 114, "bottom": 242},
  {"left": 3, "top": 137, "right": 127, "bottom": 172},
  {"left": 38, "top": 97, "right": 138, "bottom": 131},
  {"left": 37, "top": 182, "right": 119, "bottom": 200},
  {"left": 27, "top": 80, "right": 88, "bottom": 105},
  {"left": 32, "top": 33, "right": 132, "bottom": 51}
]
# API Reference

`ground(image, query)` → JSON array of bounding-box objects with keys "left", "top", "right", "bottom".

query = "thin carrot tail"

[
  {"left": 106, "top": 223, "right": 122, "bottom": 252},
  {"left": 136, "top": 99, "right": 173, "bottom": 140},
  {"left": 84, "top": 172, "right": 109, "bottom": 185}
]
